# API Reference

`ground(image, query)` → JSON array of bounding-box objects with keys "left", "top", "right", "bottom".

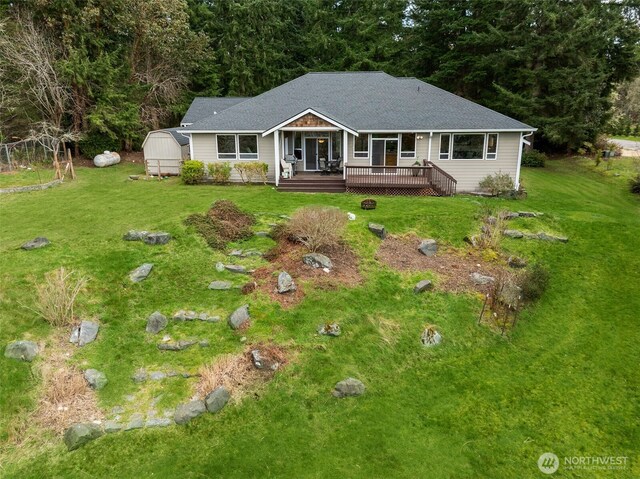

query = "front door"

[
  {"left": 304, "top": 137, "right": 330, "bottom": 171},
  {"left": 372, "top": 138, "right": 398, "bottom": 168}
]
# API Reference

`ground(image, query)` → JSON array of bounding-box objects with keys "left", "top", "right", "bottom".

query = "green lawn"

[
  {"left": 611, "top": 135, "right": 640, "bottom": 142},
  {"left": 0, "top": 160, "right": 638, "bottom": 478},
  {"left": 0, "top": 168, "right": 55, "bottom": 188}
]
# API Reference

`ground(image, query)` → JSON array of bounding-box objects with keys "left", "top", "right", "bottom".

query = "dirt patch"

[
  {"left": 252, "top": 240, "right": 362, "bottom": 308},
  {"left": 195, "top": 343, "right": 289, "bottom": 401},
  {"left": 376, "top": 234, "right": 506, "bottom": 294}
]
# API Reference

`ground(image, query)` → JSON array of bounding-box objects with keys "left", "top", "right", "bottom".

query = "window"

[
  {"left": 400, "top": 133, "right": 416, "bottom": 158},
  {"left": 331, "top": 131, "right": 342, "bottom": 160},
  {"left": 238, "top": 135, "right": 258, "bottom": 159},
  {"left": 452, "top": 134, "right": 485, "bottom": 160},
  {"left": 294, "top": 132, "right": 302, "bottom": 160},
  {"left": 439, "top": 134, "right": 451, "bottom": 160},
  {"left": 354, "top": 134, "right": 369, "bottom": 158},
  {"left": 217, "top": 134, "right": 259, "bottom": 160},
  {"left": 486, "top": 134, "right": 498, "bottom": 160},
  {"left": 217, "top": 135, "right": 236, "bottom": 159}
]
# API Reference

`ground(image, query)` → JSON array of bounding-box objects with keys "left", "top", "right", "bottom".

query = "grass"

[
  {"left": 0, "top": 159, "right": 638, "bottom": 478},
  {"left": 0, "top": 167, "right": 55, "bottom": 188},
  {"left": 610, "top": 135, "right": 640, "bottom": 142}
]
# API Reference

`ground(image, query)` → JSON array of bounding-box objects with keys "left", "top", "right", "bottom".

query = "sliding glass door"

[{"left": 371, "top": 137, "right": 398, "bottom": 168}]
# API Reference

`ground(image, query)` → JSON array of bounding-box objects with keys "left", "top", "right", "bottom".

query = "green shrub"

[
  {"left": 521, "top": 149, "right": 546, "bottom": 167},
  {"left": 208, "top": 162, "right": 232, "bottom": 184},
  {"left": 79, "top": 133, "right": 120, "bottom": 159},
  {"left": 181, "top": 160, "right": 205, "bottom": 185},
  {"left": 478, "top": 171, "right": 515, "bottom": 196},
  {"left": 235, "top": 162, "right": 269, "bottom": 184},
  {"left": 630, "top": 175, "right": 640, "bottom": 195},
  {"left": 520, "top": 264, "right": 550, "bottom": 301}
]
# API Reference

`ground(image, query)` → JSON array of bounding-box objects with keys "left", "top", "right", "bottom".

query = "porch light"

[{"left": 318, "top": 139, "right": 326, "bottom": 143}]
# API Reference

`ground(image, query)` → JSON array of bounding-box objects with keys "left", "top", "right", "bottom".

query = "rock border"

[{"left": 0, "top": 179, "right": 63, "bottom": 195}]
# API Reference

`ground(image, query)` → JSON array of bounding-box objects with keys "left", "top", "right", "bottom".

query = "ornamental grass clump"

[{"left": 35, "top": 267, "right": 88, "bottom": 328}]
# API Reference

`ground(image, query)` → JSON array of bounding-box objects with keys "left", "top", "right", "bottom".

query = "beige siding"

[
  {"left": 428, "top": 132, "right": 521, "bottom": 192},
  {"left": 191, "top": 133, "right": 275, "bottom": 183},
  {"left": 143, "top": 131, "right": 184, "bottom": 175}
]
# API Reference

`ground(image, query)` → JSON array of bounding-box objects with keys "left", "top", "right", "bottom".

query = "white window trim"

[
  {"left": 485, "top": 133, "right": 499, "bottom": 160},
  {"left": 353, "top": 133, "right": 370, "bottom": 159},
  {"left": 437, "top": 133, "right": 499, "bottom": 161},
  {"left": 400, "top": 133, "right": 416, "bottom": 159},
  {"left": 216, "top": 134, "right": 260, "bottom": 160},
  {"left": 439, "top": 134, "right": 451, "bottom": 160}
]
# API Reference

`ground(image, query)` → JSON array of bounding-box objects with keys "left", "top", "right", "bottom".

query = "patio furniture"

[
  {"left": 319, "top": 158, "right": 330, "bottom": 175},
  {"left": 284, "top": 154, "right": 297, "bottom": 176},
  {"left": 280, "top": 157, "right": 293, "bottom": 179},
  {"left": 329, "top": 158, "right": 343, "bottom": 174}
]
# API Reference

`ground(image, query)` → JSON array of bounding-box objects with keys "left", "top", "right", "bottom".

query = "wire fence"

[{"left": 0, "top": 138, "right": 55, "bottom": 171}]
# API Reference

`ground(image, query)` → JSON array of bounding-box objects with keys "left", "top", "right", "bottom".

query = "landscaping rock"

[
  {"left": 146, "top": 311, "right": 167, "bottom": 334},
  {"left": 143, "top": 232, "right": 171, "bottom": 245},
  {"left": 228, "top": 304, "right": 250, "bottom": 330},
  {"left": 129, "top": 263, "right": 153, "bottom": 283},
  {"left": 347, "top": 212, "right": 356, "bottom": 221},
  {"left": 149, "top": 371, "right": 167, "bottom": 381},
  {"left": 132, "top": 369, "right": 148, "bottom": 383},
  {"left": 174, "top": 400, "right": 206, "bottom": 425},
  {"left": 145, "top": 417, "right": 172, "bottom": 428},
  {"left": 84, "top": 369, "right": 108, "bottom": 390},
  {"left": 4, "top": 340, "right": 38, "bottom": 362},
  {"left": 104, "top": 421, "right": 123, "bottom": 434},
  {"left": 418, "top": 239, "right": 437, "bottom": 256},
  {"left": 317, "top": 323, "right": 341, "bottom": 337},
  {"left": 303, "top": 253, "right": 333, "bottom": 270},
  {"left": 157, "top": 340, "right": 197, "bottom": 351},
  {"left": 125, "top": 413, "right": 144, "bottom": 431},
  {"left": 209, "top": 280, "right": 233, "bottom": 290},
  {"left": 517, "top": 211, "right": 539, "bottom": 217},
  {"left": 421, "top": 326, "right": 442, "bottom": 347},
  {"left": 128, "top": 175, "right": 139, "bottom": 181},
  {"left": 499, "top": 283, "right": 523, "bottom": 306},
  {"left": 250, "top": 349, "right": 279, "bottom": 371},
  {"left": 63, "top": 423, "right": 103, "bottom": 451},
  {"left": 70, "top": 320, "right": 99, "bottom": 346},
  {"left": 205, "top": 386, "right": 231, "bottom": 413},
  {"left": 368, "top": 223, "right": 386, "bottom": 239},
  {"left": 414, "top": 280, "right": 433, "bottom": 293},
  {"left": 229, "top": 250, "right": 243, "bottom": 257},
  {"left": 507, "top": 256, "right": 527, "bottom": 268},
  {"left": 463, "top": 235, "right": 480, "bottom": 247},
  {"left": 122, "top": 230, "right": 149, "bottom": 241},
  {"left": 535, "top": 232, "right": 568, "bottom": 243},
  {"left": 21, "top": 237, "right": 50, "bottom": 250},
  {"left": 255, "top": 231, "right": 269, "bottom": 238},
  {"left": 470, "top": 272, "right": 495, "bottom": 285},
  {"left": 503, "top": 229, "right": 524, "bottom": 238},
  {"left": 215, "top": 262, "right": 225, "bottom": 272},
  {"left": 225, "top": 264, "right": 248, "bottom": 274},
  {"left": 501, "top": 212, "right": 520, "bottom": 220},
  {"left": 277, "top": 271, "right": 296, "bottom": 293},
  {"left": 332, "top": 378, "right": 365, "bottom": 398}
]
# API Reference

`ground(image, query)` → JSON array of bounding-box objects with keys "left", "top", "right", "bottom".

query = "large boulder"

[
  {"left": 174, "top": 400, "right": 206, "bottom": 425},
  {"left": 368, "top": 223, "right": 386, "bottom": 239},
  {"left": 414, "top": 280, "right": 433, "bottom": 294},
  {"left": 228, "top": 304, "right": 250, "bottom": 330},
  {"left": 69, "top": 320, "right": 99, "bottom": 346},
  {"left": 21, "top": 237, "right": 50, "bottom": 250},
  {"left": 93, "top": 151, "right": 120, "bottom": 168},
  {"left": 277, "top": 271, "right": 296, "bottom": 293},
  {"left": 129, "top": 263, "right": 153, "bottom": 283},
  {"left": 208, "top": 280, "right": 233, "bottom": 290},
  {"left": 205, "top": 386, "right": 231, "bottom": 413},
  {"left": 303, "top": 253, "right": 333, "bottom": 270},
  {"left": 63, "top": 423, "right": 104, "bottom": 451},
  {"left": 146, "top": 311, "right": 167, "bottom": 334},
  {"left": 418, "top": 239, "right": 437, "bottom": 256},
  {"left": 4, "top": 340, "right": 38, "bottom": 362},
  {"left": 84, "top": 369, "right": 108, "bottom": 390},
  {"left": 143, "top": 232, "right": 171, "bottom": 245},
  {"left": 332, "top": 378, "right": 366, "bottom": 398}
]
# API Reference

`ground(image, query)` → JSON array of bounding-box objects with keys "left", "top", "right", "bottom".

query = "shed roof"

[{"left": 185, "top": 72, "right": 534, "bottom": 133}]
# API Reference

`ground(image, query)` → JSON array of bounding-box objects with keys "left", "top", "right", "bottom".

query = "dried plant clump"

[
  {"left": 185, "top": 200, "right": 255, "bottom": 249},
  {"left": 284, "top": 206, "right": 347, "bottom": 252},
  {"left": 35, "top": 267, "right": 88, "bottom": 327}
]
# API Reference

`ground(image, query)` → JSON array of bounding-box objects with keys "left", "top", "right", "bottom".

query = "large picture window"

[
  {"left": 217, "top": 135, "right": 236, "bottom": 159},
  {"left": 354, "top": 134, "right": 369, "bottom": 158},
  {"left": 238, "top": 135, "right": 258, "bottom": 159},
  {"left": 400, "top": 133, "right": 416, "bottom": 158},
  {"left": 217, "top": 134, "right": 259, "bottom": 160},
  {"left": 452, "top": 134, "right": 485, "bottom": 160}
]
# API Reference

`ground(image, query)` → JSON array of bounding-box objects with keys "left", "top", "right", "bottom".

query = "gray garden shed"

[{"left": 142, "top": 128, "right": 189, "bottom": 176}]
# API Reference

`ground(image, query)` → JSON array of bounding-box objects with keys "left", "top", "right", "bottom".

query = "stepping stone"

[
  {"left": 174, "top": 400, "right": 206, "bottom": 425},
  {"left": 414, "top": 280, "right": 433, "bottom": 293},
  {"left": 70, "top": 320, "right": 99, "bottom": 346},
  {"left": 317, "top": 323, "right": 341, "bottom": 337},
  {"left": 125, "top": 413, "right": 144, "bottom": 431},
  {"left": 208, "top": 281, "right": 233, "bottom": 290},
  {"left": 122, "top": 230, "right": 149, "bottom": 241},
  {"left": 146, "top": 311, "right": 168, "bottom": 334},
  {"left": 143, "top": 232, "right": 171, "bottom": 245},
  {"left": 303, "top": 253, "right": 332, "bottom": 270},
  {"left": 470, "top": 272, "right": 495, "bottom": 285},
  {"left": 368, "top": 223, "right": 386, "bottom": 239},
  {"left": 205, "top": 386, "right": 231, "bottom": 413},
  {"left": 64, "top": 423, "right": 103, "bottom": 451},
  {"left": 277, "top": 271, "right": 296, "bottom": 293},
  {"left": 332, "top": 378, "right": 365, "bottom": 398},
  {"left": 4, "top": 340, "right": 38, "bottom": 362},
  {"left": 129, "top": 263, "right": 153, "bottom": 283},
  {"left": 21, "top": 237, "right": 50, "bottom": 250},
  {"left": 418, "top": 239, "right": 437, "bottom": 256},
  {"left": 84, "top": 369, "right": 108, "bottom": 390},
  {"left": 228, "top": 304, "right": 250, "bottom": 330}
]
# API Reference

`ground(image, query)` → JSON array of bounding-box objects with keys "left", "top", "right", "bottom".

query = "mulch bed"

[
  {"left": 251, "top": 239, "right": 362, "bottom": 308},
  {"left": 375, "top": 234, "right": 507, "bottom": 294}
]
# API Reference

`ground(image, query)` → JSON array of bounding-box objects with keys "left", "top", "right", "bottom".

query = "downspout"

[
  {"left": 515, "top": 131, "right": 534, "bottom": 190},
  {"left": 343, "top": 130, "right": 348, "bottom": 180},
  {"left": 274, "top": 130, "right": 280, "bottom": 187}
]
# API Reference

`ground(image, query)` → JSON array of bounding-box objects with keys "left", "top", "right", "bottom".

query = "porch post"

[
  {"left": 427, "top": 132, "right": 433, "bottom": 163},
  {"left": 274, "top": 130, "right": 280, "bottom": 187},
  {"left": 342, "top": 129, "right": 348, "bottom": 180}
]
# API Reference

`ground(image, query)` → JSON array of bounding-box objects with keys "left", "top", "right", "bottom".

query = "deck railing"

[{"left": 345, "top": 162, "right": 456, "bottom": 196}]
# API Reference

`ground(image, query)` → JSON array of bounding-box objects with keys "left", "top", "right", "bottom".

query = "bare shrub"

[
  {"left": 477, "top": 213, "right": 506, "bottom": 250},
  {"left": 184, "top": 199, "right": 255, "bottom": 249},
  {"left": 35, "top": 267, "right": 87, "bottom": 327},
  {"left": 284, "top": 206, "right": 347, "bottom": 252},
  {"left": 479, "top": 171, "right": 515, "bottom": 196}
]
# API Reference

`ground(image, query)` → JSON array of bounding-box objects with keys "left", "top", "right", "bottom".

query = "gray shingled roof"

[
  {"left": 181, "top": 97, "right": 250, "bottom": 125},
  {"left": 162, "top": 128, "right": 190, "bottom": 146},
  {"left": 185, "top": 72, "right": 534, "bottom": 132}
]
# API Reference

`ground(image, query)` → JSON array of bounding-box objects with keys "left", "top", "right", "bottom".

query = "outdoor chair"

[
  {"left": 319, "top": 158, "right": 330, "bottom": 175},
  {"left": 280, "top": 157, "right": 293, "bottom": 179}
]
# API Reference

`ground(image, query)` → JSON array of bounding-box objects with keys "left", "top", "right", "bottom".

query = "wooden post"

[
  {"left": 67, "top": 148, "right": 76, "bottom": 180},
  {"left": 53, "top": 149, "right": 62, "bottom": 180}
]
